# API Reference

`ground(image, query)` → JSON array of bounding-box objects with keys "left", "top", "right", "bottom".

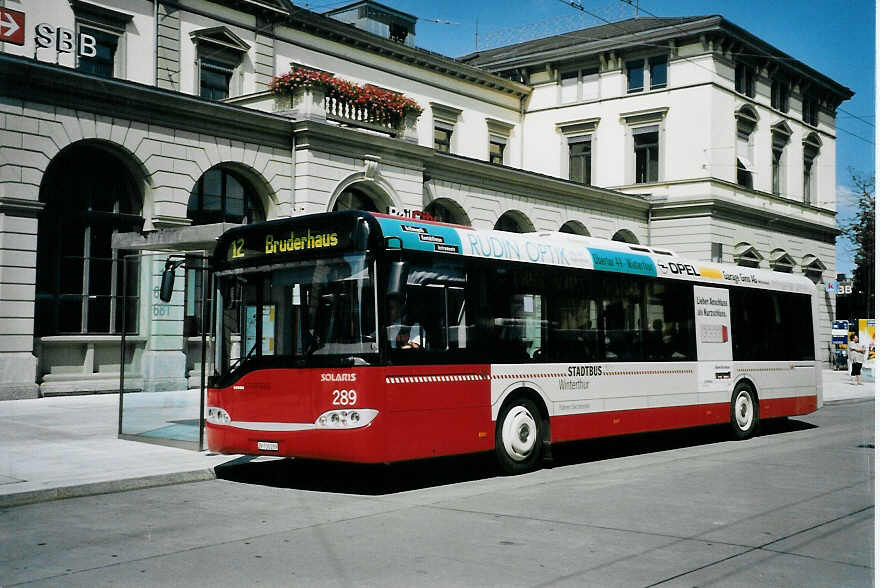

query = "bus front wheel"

[
  {"left": 495, "top": 398, "right": 543, "bottom": 474},
  {"left": 730, "top": 384, "right": 759, "bottom": 440}
]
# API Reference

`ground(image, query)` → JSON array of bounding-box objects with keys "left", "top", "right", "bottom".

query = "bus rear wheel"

[
  {"left": 495, "top": 398, "right": 543, "bottom": 474},
  {"left": 730, "top": 384, "right": 759, "bottom": 440}
]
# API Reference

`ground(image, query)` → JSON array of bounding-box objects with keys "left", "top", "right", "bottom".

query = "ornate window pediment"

[
  {"left": 801, "top": 254, "right": 827, "bottom": 273},
  {"left": 769, "top": 249, "right": 796, "bottom": 272},
  {"left": 191, "top": 27, "right": 250, "bottom": 101},
  {"left": 733, "top": 242, "right": 763, "bottom": 267},
  {"left": 191, "top": 26, "right": 250, "bottom": 54}
]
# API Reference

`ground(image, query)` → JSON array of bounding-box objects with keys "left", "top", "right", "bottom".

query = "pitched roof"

[
  {"left": 458, "top": 14, "right": 853, "bottom": 103},
  {"left": 459, "top": 16, "right": 713, "bottom": 68}
]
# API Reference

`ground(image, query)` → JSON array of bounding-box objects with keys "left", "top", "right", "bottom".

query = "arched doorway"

[
  {"left": 35, "top": 143, "right": 143, "bottom": 335},
  {"left": 494, "top": 210, "right": 534, "bottom": 233}
]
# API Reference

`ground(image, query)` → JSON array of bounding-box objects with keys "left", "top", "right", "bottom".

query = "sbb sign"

[{"left": 35, "top": 23, "right": 97, "bottom": 58}]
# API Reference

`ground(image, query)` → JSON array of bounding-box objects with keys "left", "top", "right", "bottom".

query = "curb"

[{"left": 0, "top": 468, "right": 217, "bottom": 509}]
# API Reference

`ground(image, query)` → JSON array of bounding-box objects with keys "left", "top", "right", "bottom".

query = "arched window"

[
  {"left": 611, "top": 229, "right": 639, "bottom": 244},
  {"left": 735, "top": 106, "right": 758, "bottom": 190},
  {"left": 185, "top": 166, "right": 262, "bottom": 336},
  {"left": 424, "top": 199, "right": 471, "bottom": 226},
  {"left": 803, "top": 133, "right": 822, "bottom": 206},
  {"left": 494, "top": 211, "right": 533, "bottom": 233},
  {"left": 333, "top": 186, "right": 381, "bottom": 212},
  {"left": 559, "top": 221, "right": 589, "bottom": 236},
  {"left": 36, "top": 144, "right": 143, "bottom": 335},
  {"left": 187, "top": 167, "right": 263, "bottom": 226}
]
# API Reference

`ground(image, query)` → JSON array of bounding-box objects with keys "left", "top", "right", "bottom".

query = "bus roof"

[
  {"left": 212, "top": 211, "right": 816, "bottom": 296},
  {"left": 372, "top": 213, "right": 816, "bottom": 295}
]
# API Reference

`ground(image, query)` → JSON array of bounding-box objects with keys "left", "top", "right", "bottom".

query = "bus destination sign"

[{"left": 225, "top": 221, "right": 351, "bottom": 263}]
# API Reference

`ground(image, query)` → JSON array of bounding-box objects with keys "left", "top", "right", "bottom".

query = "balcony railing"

[{"left": 269, "top": 68, "right": 422, "bottom": 142}]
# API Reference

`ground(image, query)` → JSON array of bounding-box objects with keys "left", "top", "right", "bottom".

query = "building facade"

[{"left": 0, "top": 0, "right": 852, "bottom": 398}]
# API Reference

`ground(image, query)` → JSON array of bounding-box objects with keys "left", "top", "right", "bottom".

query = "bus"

[{"left": 205, "top": 210, "right": 821, "bottom": 473}]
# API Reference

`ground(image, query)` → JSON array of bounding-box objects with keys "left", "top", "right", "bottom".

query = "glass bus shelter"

[{"left": 118, "top": 252, "right": 211, "bottom": 450}]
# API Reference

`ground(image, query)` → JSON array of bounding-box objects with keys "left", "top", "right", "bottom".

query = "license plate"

[{"left": 257, "top": 441, "right": 279, "bottom": 451}]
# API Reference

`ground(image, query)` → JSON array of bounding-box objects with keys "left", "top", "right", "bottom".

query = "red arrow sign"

[{"left": 0, "top": 8, "right": 24, "bottom": 46}]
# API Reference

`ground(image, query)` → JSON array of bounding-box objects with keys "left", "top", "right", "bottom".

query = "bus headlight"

[
  {"left": 314, "top": 409, "right": 378, "bottom": 429},
  {"left": 206, "top": 406, "right": 231, "bottom": 425}
]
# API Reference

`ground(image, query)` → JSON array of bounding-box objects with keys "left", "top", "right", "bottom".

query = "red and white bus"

[{"left": 205, "top": 210, "right": 821, "bottom": 473}]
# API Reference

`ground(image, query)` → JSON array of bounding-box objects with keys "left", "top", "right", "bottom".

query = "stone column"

[{"left": 0, "top": 199, "right": 41, "bottom": 399}]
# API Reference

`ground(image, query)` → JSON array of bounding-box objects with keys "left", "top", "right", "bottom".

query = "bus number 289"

[{"left": 332, "top": 389, "right": 357, "bottom": 405}]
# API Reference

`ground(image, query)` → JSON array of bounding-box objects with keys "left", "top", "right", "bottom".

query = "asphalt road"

[{"left": 1, "top": 400, "right": 874, "bottom": 587}]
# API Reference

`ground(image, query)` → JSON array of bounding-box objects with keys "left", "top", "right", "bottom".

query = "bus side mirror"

[
  {"left": 386, "top": 261, "right": 408, "bottom": 298},
  {"left": 353, "top": 218, "right": 370, "bottom": 250},
  {"left": 159, "top": 259, "right": 179, "bottom": 303}
]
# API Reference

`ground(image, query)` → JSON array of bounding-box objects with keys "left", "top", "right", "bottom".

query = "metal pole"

[
  {"left": 118, "top": 254, "right": 128, "bottom": 438},
  {"left": 199, "top": 256, "right": 209, "bottom": 452}
]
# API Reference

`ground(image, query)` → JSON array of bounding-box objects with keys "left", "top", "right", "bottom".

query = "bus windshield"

[{"left": 213, "top": 253, "right": 377, "bottom": 376}]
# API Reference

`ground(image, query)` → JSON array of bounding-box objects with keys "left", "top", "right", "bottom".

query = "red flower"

[{"left": 269, "top": 67, "right": 424, "bottom": 122}]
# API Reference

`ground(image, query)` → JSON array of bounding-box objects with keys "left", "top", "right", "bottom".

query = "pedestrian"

[{"left": 849, "top": 334, "right": 866, "bottom": 385}]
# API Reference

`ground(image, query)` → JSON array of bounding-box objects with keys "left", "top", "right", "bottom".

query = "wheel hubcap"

[
  {"left": 502, "top": 406, "right": 537, "bottom": 462},
  {"left": 735, "top": 391, "right": 754, "bottom": 430}
]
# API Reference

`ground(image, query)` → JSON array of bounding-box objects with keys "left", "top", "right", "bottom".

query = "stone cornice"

[
  {"left": 650, "top": 197, "right": 838, "bottom": 242},
  {"left": 0, "top": 54, "right": 293, "bottom": 150},
  {"left": 426, "top": 154, "right": 650, "bottom": 218}
]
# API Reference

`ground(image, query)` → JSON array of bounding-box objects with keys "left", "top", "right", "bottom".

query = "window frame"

[
  {"left": 430, "top": 102, "right": 462, "bottom": 154},
  {"left": 802, "top": 135, "right": 821, "bottom": 205},
  {"left": 72, "top": 0, "right": 132, "bottom": 79},
  {"left": 187, "top": 167, "right": 264, "bottom": 226},
  {"left": 559, "top": 66, "right": 600, "bottom": 103},
  {"left": 802, "top": 96, "right": 819, "bottom": 127},
  {"left": 191, "top": 27, "right": 249, "bottom": 100},
  {"left": 568, "top": 136, "right": 592, "bottom": 185},
  {"left": 633, "top": 127, "right": 659, "bottom": 184},
  {"left": 434, "top": 124, "right": 453, "bottom": 153},
  {"left": 735, "top": 62, "right": 756, "bottom": 98},
  {"left": 200, "top": 59, "right": 235, "bottom": 101},
  {"left": 35, "top": 146, "right": 143, "bottom": 336},
  {"left": 489, "top": 139, "right": 506, "bottom": 165},
  {"left": 771, "top": 78, "right": 790, "bottom": 113},
  {"left": 734, "top": 107, "right": 758, "bottom": 190},
  {"left": 626, "top": 56, "right": 668, "bottom": 94},
  {"left": 626, "top": 59, "right": 645, "bottom": 93}
]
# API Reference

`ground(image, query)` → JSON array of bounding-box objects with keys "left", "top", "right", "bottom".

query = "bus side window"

[
  {"left": 644, "top": 280, "right": 696, "bottom": 361},
  {"left": 446, "top": 286, "right": 467, "bottom": 350},
  {"left": 387, "top": 260, "right": 470, "bottom": 355},
  {"left": 549, "top": 286, "right": 601, "bottom": 362},
  {"left": 602, "top": 276, "right": 643, "bottom": 362}
]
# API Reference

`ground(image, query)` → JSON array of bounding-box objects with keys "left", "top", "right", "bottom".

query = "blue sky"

[{"left": 301, "top": 0, "right": 875, "bottom": 275}]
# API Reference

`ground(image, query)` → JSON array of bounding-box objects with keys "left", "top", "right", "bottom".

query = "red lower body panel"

[
  {"left": 550, "top": 396, "right": 818, "bottom": 444},
  {"left": 206, "top": 366, "right": 817, "bottom": 463}
]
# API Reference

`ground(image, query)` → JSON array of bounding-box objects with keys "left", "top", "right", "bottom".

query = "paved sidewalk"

[
  {"left": 0, "top": 369, "right": 873, "bottom": 508},
  {"left": 0, "top": 394, "right": 238, "bottom": 508}
]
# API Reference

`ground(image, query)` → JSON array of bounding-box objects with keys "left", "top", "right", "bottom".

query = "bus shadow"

[
  {"left": 550, "top": 418, "right": 817, "bottom": 468},
  {"left": 214, "top": 451, "right": 501, "bottom": 495},
  {"left": 214, "top": 418, "right": 817, "bottom": 495}
]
